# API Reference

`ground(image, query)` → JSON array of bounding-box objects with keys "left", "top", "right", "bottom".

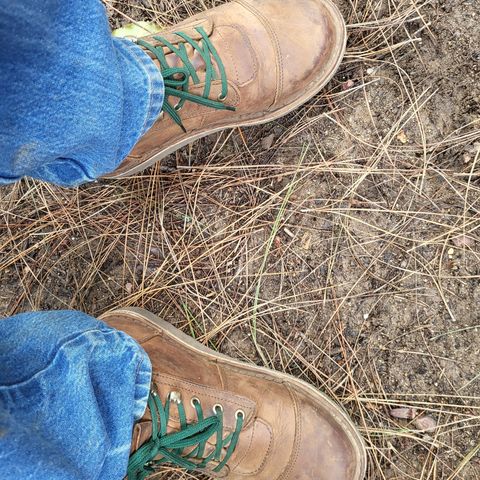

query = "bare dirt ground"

[{"left": 1, "top": 0, "right": 479, "bottom": 478}]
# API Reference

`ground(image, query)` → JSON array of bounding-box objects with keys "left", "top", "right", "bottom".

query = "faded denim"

[
  {"left": 0, "top": 311, "right": 152, "bottom": 479},
  {"left": 0, "top": 0, "right": 164, "bottom": 186}
]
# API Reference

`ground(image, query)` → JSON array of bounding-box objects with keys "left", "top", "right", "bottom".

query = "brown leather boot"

[
  {"left": 108, "top": 0, "right": 346, "bottom": 178},
  {"left": 99, "top": 307, "right": 366, "bottom": 479}
]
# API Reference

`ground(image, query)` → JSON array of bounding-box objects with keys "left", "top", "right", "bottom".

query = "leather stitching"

[
  {"left": 228, "top": 419, "right": 257, "bottom": 470},
  {"left": 152, "top": 373, "right": 254, "bottom": 409},
  {"left": 235, "top": 0, "right": 283, "bottom": 106},
  {"left": 216, "top": 24, "right": 258, "bottom": 87},
  {"left": 232, "top": 418, "right": 273, "bottom": 476},
  {"left": 152, "top": 374, "right": 255, "bottom": 426},
  {"left": 115, "top": 313, "right": 296, "bottom": 388},
  {"left": 277, "top": 387, "right": 301, "bottom": 479},
  {"left": 216, "top": 26, "right": 240, "bottom": 85}
]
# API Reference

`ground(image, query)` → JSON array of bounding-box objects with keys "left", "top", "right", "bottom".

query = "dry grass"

[{"left": 1, "top": 0, "right": 480, "bottom": 478}]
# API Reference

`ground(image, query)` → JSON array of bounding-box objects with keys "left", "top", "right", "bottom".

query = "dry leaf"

[
  {"left": 261, "top": 133, "right": 275, "bottom": 150},
  {"left": 125, "top": 282, "right": 133, "bottom": 294},
  {"left": 112, "top": 21, "right": 163, "bottom": 38},
  {"left": 396, "top": 130, "right": 408, "bottom": 144},
  {"left": 390, "top": 407, "right": 417, "bottom": 420},
  {"left": 453, "top": 235, "right": 475, "bottom": 247},
  {"left": 390, "top": 408, "right": 437, "bottom": 432},
  {"left": 413, "top": 415, "right": 437, "bottom": 432},
  {"left": 301, "top": 231, "right": 312, "bottom": 250}
]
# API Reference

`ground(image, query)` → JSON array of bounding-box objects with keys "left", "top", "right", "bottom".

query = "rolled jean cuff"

[
  {"left": 133, "top": 347, "right": 153, "bottom": 420},
  {"left": 114, "top": 38, "right": 164, "bottom": 140}
]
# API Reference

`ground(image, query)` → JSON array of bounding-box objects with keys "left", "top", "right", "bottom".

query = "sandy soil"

[{"left": 1, "top": 0, "right": 479, "bottom": 478}]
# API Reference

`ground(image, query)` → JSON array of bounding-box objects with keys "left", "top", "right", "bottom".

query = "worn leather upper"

[
  {"left": 109, "top": 0, "right": 346, "bottom": 177},
  {"left": 101, "top": 310, "right": 366, "bottom": 480}
]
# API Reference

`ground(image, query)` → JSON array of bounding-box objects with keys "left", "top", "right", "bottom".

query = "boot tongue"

[
  {"left": 164, "top": 44, "right": 209, "bottom": 76},
  {"left": 130, "top": 420, "right": 153, "bottom": 454}
]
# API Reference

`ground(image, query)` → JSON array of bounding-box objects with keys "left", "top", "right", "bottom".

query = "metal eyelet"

[
  {"left": 169, "top": 391, "right": 182, "bottom": 404},
  {"left": 191, "top": 397, "right": 201, "bottom": 408},
  {"left": 218, "top": 93, "right": 227, "bottom": 101},
  {"left": 174, "top": 103, "right": 183, "bottom": 111},
  {"left": 213, "top": 403, "right": 224, "bottom": 414},
  {"left": 235, "top": 409, "right": 245, "bottom": 419}
]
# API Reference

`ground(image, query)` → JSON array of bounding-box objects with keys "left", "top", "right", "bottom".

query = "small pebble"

[{"left": 342, "top": 79, "right": 355, "bottom": 90}]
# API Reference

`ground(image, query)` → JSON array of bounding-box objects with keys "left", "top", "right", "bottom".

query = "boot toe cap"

[
  {"left": 285, "top": 388, "right": 366, "bottom": 480},
  {"left": 245, "top": 0, "right": 347, "bottom": 104}
]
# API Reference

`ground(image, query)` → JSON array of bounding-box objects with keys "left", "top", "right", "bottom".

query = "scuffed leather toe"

[
  {"left": 283, "top": 388, "right": 366, "bottom": 480},
  {"left": 239, "top": 0, "right": 347, "bottom": 109}
]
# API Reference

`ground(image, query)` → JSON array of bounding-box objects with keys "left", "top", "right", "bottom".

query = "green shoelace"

[
  {"left": 137, "top": 27, "right": 235, "bottom": 132},
  {"left": 127, "top": 390, "right": 245, "bottom": 480}
]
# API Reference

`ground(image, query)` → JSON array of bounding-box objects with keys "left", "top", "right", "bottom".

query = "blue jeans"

[
  {"left": 1, "top": 2, "right": 158, "bottom": 477},
  {"left": 0, "top": 0, "right": 164, "bottom": 186},
  {"left": 0, "top": 311, "right": 152, "bottom": 479}
]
